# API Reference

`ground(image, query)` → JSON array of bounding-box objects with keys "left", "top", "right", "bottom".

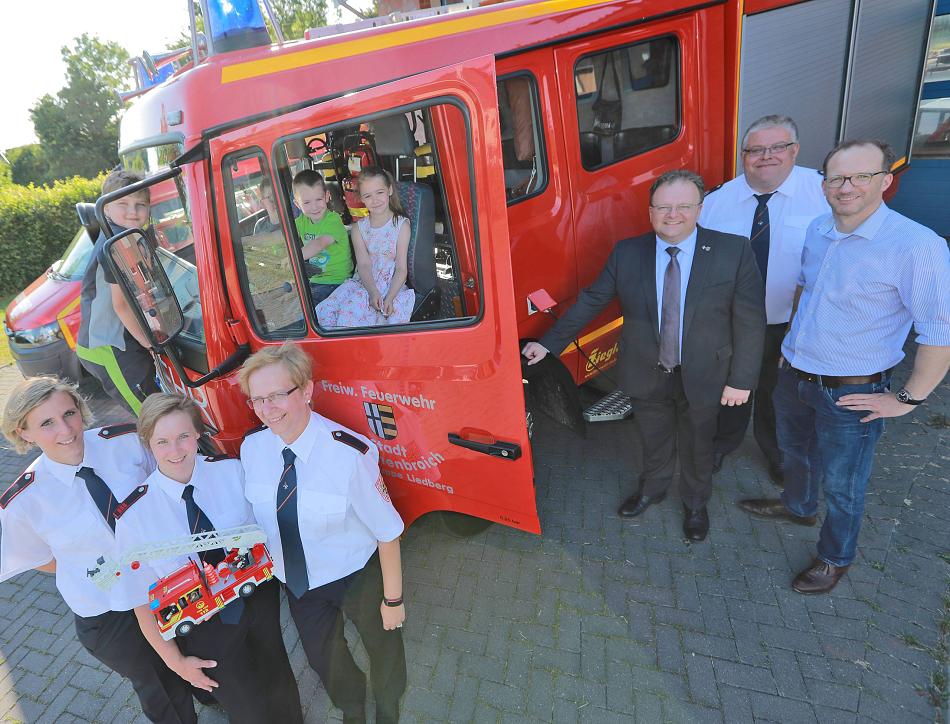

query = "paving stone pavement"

[{"left": 0, "top": 359, "right": 947, "bottom": 723}]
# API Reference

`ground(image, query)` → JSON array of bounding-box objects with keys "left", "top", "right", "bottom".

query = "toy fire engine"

[{"left": 88, "top": 525, "right": 273, "bottom": 639}]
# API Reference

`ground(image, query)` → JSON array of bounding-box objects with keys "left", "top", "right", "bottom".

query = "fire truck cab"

[{"left": 102, "top": 0, "right": 935, "bottom": 537}]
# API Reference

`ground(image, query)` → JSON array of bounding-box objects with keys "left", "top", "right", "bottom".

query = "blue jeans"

[{"left": 774, "top": 367, "right": 887, "bottom": 567}]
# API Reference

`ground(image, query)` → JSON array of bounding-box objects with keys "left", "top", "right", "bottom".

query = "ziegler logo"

[{"left": 585, "top": 343, "right": 619, "bottom": 373}]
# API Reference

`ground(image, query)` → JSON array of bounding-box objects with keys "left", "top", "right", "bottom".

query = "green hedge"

[{"left": 0, "top": 175, "right": 104, "bottom": 292}]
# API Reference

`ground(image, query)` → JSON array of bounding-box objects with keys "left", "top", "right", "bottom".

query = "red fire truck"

[
  {"left": 87, "top": 524, "right": 273, "bottom": 639},
  {"left": 99, "top": 0, "right": 935, "bottom": 536},
  {"left": 148, "top": 543, "right": 273, "bottom": 640}
]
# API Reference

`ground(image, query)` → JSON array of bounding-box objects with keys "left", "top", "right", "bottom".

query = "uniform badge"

[
  {"left": 374, "top": 475, "right": 391, "bottom": 502},
  {"left": 364, "top": 402, "right": 397, "bottom": 440}
]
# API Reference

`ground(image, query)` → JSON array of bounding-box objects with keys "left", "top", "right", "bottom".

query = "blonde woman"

[
  {"left": 0, "top": 376, "right": 196, "bottom": 724},
  {"left": 238, "top": 341, "right": 407, "bottom": 723}
]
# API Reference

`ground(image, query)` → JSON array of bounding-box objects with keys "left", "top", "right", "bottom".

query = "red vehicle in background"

[
  {"left": 100, "top": 0, "right": 935, "bottom": 537},
  {"left": 3, "top": 219, "right": 98, "bottom": 381}
]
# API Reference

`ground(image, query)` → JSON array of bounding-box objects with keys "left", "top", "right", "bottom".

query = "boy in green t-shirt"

[{"left": 292, "top": 169, "right": 353, "bottom": 304}]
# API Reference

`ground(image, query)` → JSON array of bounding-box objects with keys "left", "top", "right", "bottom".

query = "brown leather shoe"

[
  {"left": 792, "top": 559, "right": 849, "bottom": 594},
  {"left": 737, "top": 498, "right": 817, "bottom": 526}
]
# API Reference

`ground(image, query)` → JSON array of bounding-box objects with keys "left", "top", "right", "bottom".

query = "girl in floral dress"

[{"left": 316, "top": 167, "right": 414, "bottom": 328}]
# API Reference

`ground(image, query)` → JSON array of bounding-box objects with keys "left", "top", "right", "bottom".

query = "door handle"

[{"left": 448, "top": 433, "right": 521, "bottom": 461}]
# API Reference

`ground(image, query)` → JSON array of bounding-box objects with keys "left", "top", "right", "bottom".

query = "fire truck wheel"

[
  {"left": 435, "top": 511, "right": 493, "bottom": 538},
  {"left": 175, "top": 621, "right": 195, "bottom": 637},
  {"left": 238, "top": 582, "right": 257, "bottom": 598}
]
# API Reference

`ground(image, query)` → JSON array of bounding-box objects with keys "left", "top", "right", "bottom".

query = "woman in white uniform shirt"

[
  {"left": 114, "top": 393, "right": 303, "bottom": 724},
  {"left": 238, "top": 342, "right": 407, "bottom": 724},
  {"left": 0, "top": 377, "right": 196, "bottom": 724}
]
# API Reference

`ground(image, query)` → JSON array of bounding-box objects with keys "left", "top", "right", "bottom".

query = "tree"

[
  {"left": 7, "top": 145, "right": 53, "bottom": 187},
  {"left": 30, "top": 34, "right": 130, "bottom": 182},
  {"left": 268, "top": 0, "right": 328, "bottom": 39}
]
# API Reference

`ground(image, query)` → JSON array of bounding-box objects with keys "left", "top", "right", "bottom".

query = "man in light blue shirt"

[{"left": 739, "top": 140, "right": 950, "bottom": 594}]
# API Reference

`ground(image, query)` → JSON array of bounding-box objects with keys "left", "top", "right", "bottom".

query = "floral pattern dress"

[{"left": 316, "top": 215, "right": 415, "bottom": 328}]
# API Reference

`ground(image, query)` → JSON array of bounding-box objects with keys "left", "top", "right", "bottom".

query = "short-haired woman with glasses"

[
  {"left": 0, "top": 376, "right": 196, "bottom": 724},
  {"left": 114, "top": 392, "right": 303, "bottom": 724},
  {"left": 238, "top": 341, "right": 407, "bottom": 724}
]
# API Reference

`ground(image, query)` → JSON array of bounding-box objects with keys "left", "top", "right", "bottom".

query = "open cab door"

[{"left": 209, "top": 56, "right": 540, "bottom": 534}]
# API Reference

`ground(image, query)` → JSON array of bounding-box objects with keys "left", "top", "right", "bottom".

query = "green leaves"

[
  {"left": 28, "top": 34, "right": 131, "bottom": 182},
  {"left": 0, "top": 176, "right": 104, "bottom": 292}
]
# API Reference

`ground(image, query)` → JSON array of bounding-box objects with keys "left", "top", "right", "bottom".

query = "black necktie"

[
  {"left": 181, "top": 485, "right": 225, "bottom": 567},
  {"left": 276, "top": 447, "right": 309, "bottom": 598},
  {"left": 658, "top": 246, "right": 681, "bottom": 371},
  {"left": 78, "top": 467, "right": 117, "bottom": 533},
  {"left": 750, "top": 192, "right": 774, "bottom": 283},
  {"left": 181, "top": 484, "right": 243, "bottom": 624}
]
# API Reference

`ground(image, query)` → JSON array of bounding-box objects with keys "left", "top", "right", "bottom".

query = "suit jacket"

[{"left": 540, "top": 226, "right": 766, "bottom": 409}]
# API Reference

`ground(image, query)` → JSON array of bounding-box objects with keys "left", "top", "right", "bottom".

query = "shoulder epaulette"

[
  {"left": 204, "top": 453, "right": 235, "bottom": 463},
  {"left": 332, "top": 430, "right": 369, "bottom": 454},
  {"left": 113, "top": 485, "right": 148, "bottom": 520},
  {"left": 0, "top": 471, "right": 37, "bottom": 509},
  {"left": 99, "top": 422, "right": 137, "bottom": 439},
  {"left": 243, "top": 424, "right": 267, "bottom": 440},
  {"left": 704, "top": 182, "right": 724, "bottom": 198}
]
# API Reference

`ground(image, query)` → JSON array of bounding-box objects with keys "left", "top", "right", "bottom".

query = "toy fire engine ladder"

[{"left": 87, "top": 524, "right": 267, "bottom": 591}]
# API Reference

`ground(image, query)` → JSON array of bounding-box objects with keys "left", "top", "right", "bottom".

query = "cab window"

[
  {"left": 574, "top": 36, "right": 680, "bottom": 169},
  {"left": 223, "top": 152, "right": 308, "bottom": 339},
  {"left": 268, "top": 100, "right": 481, "bottom": 336},
  {"left": 122, "top": 143, "right": 207, "bottom": 373},
  {"left": 497, "top": 74, "right": 547, "bottom": 203}
]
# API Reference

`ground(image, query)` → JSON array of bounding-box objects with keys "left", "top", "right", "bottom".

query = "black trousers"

[
  {"left": 74, "top": 609, "right": 196, "bottom": 724},
  {"left": 287, "top": 552, "right": 406, "bottom": 722},
  {"left": 176, "top": 579, "right": 303, "bottom": 724},
  {"left": 713, "top": 323, "right": 786, "bottom": 465},
  {"left": 632, "top": 368, "right": 719, "bottom": 510}
]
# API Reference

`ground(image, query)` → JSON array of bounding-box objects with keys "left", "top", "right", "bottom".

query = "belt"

[{"left": 784, "top": 363, "right": 891, "bottom": 388}]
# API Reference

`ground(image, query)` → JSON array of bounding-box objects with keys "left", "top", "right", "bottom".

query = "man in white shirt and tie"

[{"left": 700, "top": 115, "right": 829, "bottom": 484}]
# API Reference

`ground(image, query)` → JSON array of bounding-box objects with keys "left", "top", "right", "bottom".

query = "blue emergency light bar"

[
  {"left": 203, "top": 0, "right": 272, "bottom": 54},
  {"left": 149, "top": 598, "right": 160, "bottom": 609}
]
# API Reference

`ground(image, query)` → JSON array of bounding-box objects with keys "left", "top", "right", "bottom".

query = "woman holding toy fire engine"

[
  {"left": 115, "top": 393, "right": 303, "bottom": 724},
  {"left": 239, "top": 342, "right": 407, "bottom": 724},
  {"left": 0, "top": 377, "right": 197, "bottom": 724}
]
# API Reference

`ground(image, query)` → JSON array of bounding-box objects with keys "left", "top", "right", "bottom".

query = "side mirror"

[{"left": 104, "top": 229, "right": 185, "bottom": 349}]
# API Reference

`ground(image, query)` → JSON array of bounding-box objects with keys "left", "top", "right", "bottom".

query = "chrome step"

[{"left": 583, "top": 389, "right": 633, "bottom": 422}]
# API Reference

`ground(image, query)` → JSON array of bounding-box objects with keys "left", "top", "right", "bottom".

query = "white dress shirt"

[
  {"left": 654, "top": 229, "right": 697, "bottom": 358},
  {"left": 241, "top": 412, "right": 404, "bottom": 590},
  {"left": 0, "top": 428, "right": 155, "bottom": 617},
  {"left": 699, "top": 165, "right": 829, "bottom": 324},
  {"left": 114, "top": 456, "right": 254, "bottom": 607}
]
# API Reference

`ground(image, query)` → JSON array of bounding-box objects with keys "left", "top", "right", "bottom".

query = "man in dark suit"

[{"left": 522, "top": 170, "right": 766, "bottom": 541}]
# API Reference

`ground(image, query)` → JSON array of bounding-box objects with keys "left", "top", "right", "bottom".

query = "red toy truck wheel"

[
  {"left": 175, "top": 621, "right": 195, "bottom": 637},
  {"left": 238, "top": 582, "right": 256, "bottom": 598}
]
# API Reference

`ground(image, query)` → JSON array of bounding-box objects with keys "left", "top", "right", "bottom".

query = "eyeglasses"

[
  {"left": 821, "top": 171, "right": 887, "bottom": 188},
  {"left": 650, "top": 203, "right": 702, "bottom": 215},
  {"left": 246, "top": 386, "right": 299, "bottom": 409},
  {"left": 741, "top": 142, "right": 797, "bottom": 157}
]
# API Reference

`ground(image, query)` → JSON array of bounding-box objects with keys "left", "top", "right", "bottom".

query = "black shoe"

[
  {"left": 712, "top": 452, "right": 725, "bottom": 474},
  {"left": 737, "top": 498, "right": 817, "bottom": 526},
  {"left": 683, "top": 506, "right": 709, "bottom": 541},
  {"left": 192, "top": 688, "right": 222, "bottom": 710},
  {"left": 767, "top": 461, "right": 784, "bottom": 486},
  {"left": 617, "top": 491, "right": 666, "bottom": 518}
]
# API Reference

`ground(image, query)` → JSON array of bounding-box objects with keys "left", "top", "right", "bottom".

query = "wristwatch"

[{"left": 895, "top": 387, "right": 926, "bottom": 406}]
